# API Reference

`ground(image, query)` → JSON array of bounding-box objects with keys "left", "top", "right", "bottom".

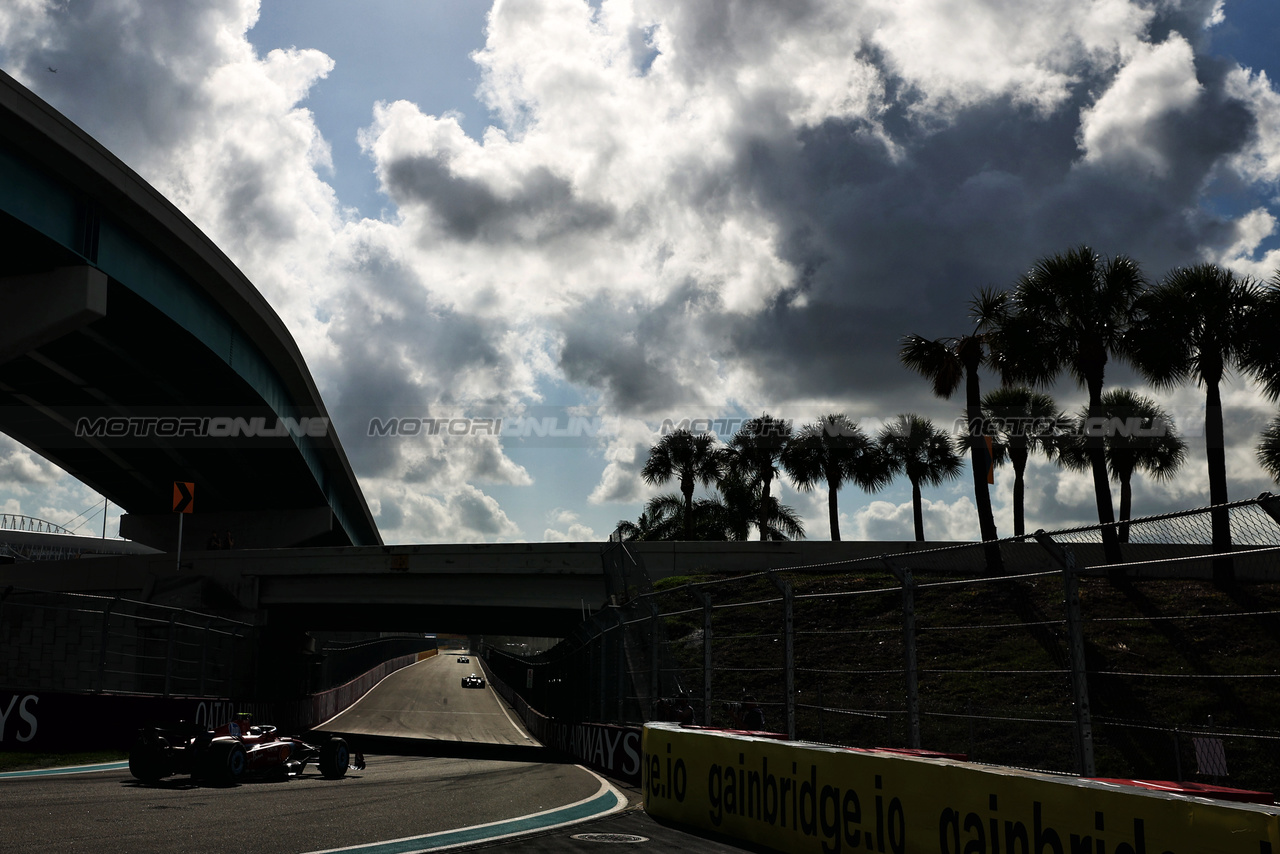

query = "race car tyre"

[
  {"left": 202, "top": 741, "right": 248, "bottom": 785},
  {"left": 319, "top": 738, "right": 350, "bottom": 779},
  {"left": 128, "top": 735, "right": 172, "bottom": 783}
]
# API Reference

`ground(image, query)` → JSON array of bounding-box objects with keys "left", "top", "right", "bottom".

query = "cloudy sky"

[{"left": 3, "top": 0, "right": 1280, "bottom": 545}]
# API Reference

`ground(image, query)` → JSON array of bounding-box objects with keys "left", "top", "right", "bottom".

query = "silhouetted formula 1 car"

[
  {"left": 461, "top": 673, "right": 486, "bottom": 688},
  {"left": 129, "top": 713, "right": 364, "bottom": 785}
]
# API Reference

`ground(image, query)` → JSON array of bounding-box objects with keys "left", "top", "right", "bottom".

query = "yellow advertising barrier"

[{"left": 642, "top": 724, "right": 1280, "bottom": 854}]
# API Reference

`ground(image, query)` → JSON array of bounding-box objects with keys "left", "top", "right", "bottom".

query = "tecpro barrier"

[{"left": 642, "top": 723, "right": 1280, "bottom": 854}]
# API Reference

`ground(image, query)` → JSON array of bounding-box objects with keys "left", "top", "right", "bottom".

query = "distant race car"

[
  {"left": 461, "top": 673, "right": 486, "bottom": 689},
  {"left": 128, "top": 713, "right": 364, "bottom": 785},
  {"left": 457, "top": 656, "right": 470, "bottom": 663}
]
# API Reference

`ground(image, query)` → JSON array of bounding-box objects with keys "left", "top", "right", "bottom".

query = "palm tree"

[
  {"left": 1257, "top": 416, "right": 1280, "bottom": 483},
  {"left": 614, "top": 502, "right": 668, "bottom": 542},
  {"left": 725, "top": 414, "right": 793, "bottom": 541},
  {"left": 877, "top": 414, "right": 963, "bottom": 542},
  {"left": 619, "top": 473, "right": 805, "bottom": 542},
  {"left": 641, "top": 429, "right": 723, "bottom": 540},
  {"left": 1129, "top": 263, "right": 1261, "bottom": 563},
  {"left": 1056, "top": 389, "right": 1186, "bottom": 542},
  {"left": 1244, "top": 272, "right": 1280, "bottom": 401},
  {"left": 780, "top": 414, "right": 891, "bottom": 541},
  {"left": 616, "top": 494, "right": 722, "bottom": 542},
  {"left": 615, "top": 494, "right": 685, "bottom": 541},
  {"left": 900, "top": 325, "right": 999, "bottom": 548},
  {"left": 901, "top": 289, "right": 1019, "bottom": 569},
  {"left": 979, "top": 387, "right": 1067, "bottom": 537},
  {"left": 1002, "top": 246, "right": 1148, "bottom": 563},
  {"left": 714, "top": 469, "right": 806, "bottom": 541}
]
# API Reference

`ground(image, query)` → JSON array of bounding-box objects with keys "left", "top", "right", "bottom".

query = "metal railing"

[
  {"left": 0, "top": 514, "right": 73, "bottom": 534},
  {"left": 0, "top": 587, "right": 253, "bottom": 697},
  {"left": 492, "top": 494, "right": 1280, "bottom": 793}
]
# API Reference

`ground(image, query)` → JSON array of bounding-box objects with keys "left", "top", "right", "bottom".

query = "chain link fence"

[
  {"left": 0, "top": 587, "right": 253, "bottom": 697},
  {"left": 498, "top": 494, "right": 1280, "bottom": 793},
  {"left": 0, "top": 588, "right": 444, "bottom": 711}
]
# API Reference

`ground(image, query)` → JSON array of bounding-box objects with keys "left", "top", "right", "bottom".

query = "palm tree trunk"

[
  {"left": 1205, "top": 378, "right": 1234, "bottom": 582},
  {"left": 962, "top": 363, "right": 1003, "bottom": 571},
  {"left": 682, "top": 474, "right": 695, "bottom": 541},
  {"left": 1086, "top": 376, "right": 1122, "bottom": 564},
  {"left": 912, "top": 479, "right": 924, "bottom": 541},
  {"left": 1012, "top": 447, "right": 1028, "bottom": 538},
  {"left": 760, "top": 471, "right": 772, "bottom": 541},
  {"left": 826, "top": 473, "right": 841, "bottom": 542},
  {"left": 1118, "top": 475, "right": 1132, "bottom": 544},
  {"left": 966, "top": 367, "right": 1003, "bottom": 574},
  {"left": 967, "top": 417, "right": 998, "bottom": 539}
]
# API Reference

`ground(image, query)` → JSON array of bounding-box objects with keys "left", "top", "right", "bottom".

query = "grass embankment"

[
  {"left": 0, "top": 751, "right": 127, "bottom": 773},
  {"left": 650, "top": 571, "right": 1280, "bottom": 792}
]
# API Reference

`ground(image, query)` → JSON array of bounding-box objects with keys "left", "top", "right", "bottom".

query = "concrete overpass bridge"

[
  {"left": 0, "top": 70, "right": 378, "bottom": 551},
  {"left": 0, "top": 539, "right": 996, "bottom": 637},
  {"left": 0, "top": 542, "right": 607, "bottom": 636}
]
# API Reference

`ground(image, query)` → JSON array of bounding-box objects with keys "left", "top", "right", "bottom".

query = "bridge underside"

[
  {"left": 265, "top": 602, "right": 585, "bottom": 638},
  {"left": 0, "top": 70, "right": 379, "bottom": 549},
  {"left": 0, "top": 260, "right": 341, "bottom": 547}
]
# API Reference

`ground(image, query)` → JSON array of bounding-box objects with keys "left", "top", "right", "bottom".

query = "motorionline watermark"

[
  {"left": 365, "top": 415, "right": 801, "bottom": 441},
  {"left": 74, "top": 416, "right": 330, "bottom": 439},
  {"left": 359, "top": 411, "right": 1183, "bottom": 446},
  {"left": 653, "top": 417, "right": 794, "bottom": 438},
  {"left": 367, "top": 416, "right": 603, "bottom": 439},
  {"left": 952, "top": 416, "right": 1171, "bottom": 439},
  {"left": 363, "top": 413, "right": 1179, "bottom": 443}
]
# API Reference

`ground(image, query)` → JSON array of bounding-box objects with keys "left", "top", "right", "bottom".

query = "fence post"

[
  {"left": 884, "top": 557, "right": 920, "bottom": 749},
  {"left": 606, "top": 608, "right": 627, "bottom": 724},
  {"left": 768, "top": 572, "right": 796, "bottom": 740},
  {"left": 693, "top": 589, "right": 713, "bottom": 727},
  {"left": 597, "top": 625, "right": 607, "bottom": 723},
  {"left": 817, "top": 680, "right": 824, "bottom": 742},
  {"left": 1172, "top": 727, "right": 1183, "bottom": 782},
  {"left": 227, "top": 629, "right": 239, "bottom": 696},
  {"left": 615, "top": 613, "right": 627, "bottom": 723},
  {"left": 649, "top": 607, "right": 661, "bottom": 718},
  {"left": 163, "top": 611, "right": 179, "bottom": 698},
  {"left": 91, "top": 597, "right": 113, "bottom": 693},
  {"left": 1034, "top": 530, "right": 1095, "bottom": 776},
  {"left": 198, "top": 619, "right": 211, "bottom": 697}
]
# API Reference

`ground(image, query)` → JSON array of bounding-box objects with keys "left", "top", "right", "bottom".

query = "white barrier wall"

[
  {"left": 642, "top": 723, "right": 1280, "bottom": 854},
  {"left": 301, "top": 650, "right": 426, "bottom": 730}
]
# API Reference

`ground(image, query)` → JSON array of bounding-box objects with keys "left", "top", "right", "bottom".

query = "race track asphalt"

[
  {"left": 320, "top": 654, "right": 538, "bottom": 745},
  {"left": 1, "top": 653, "right": 754, "bottom": 854}
]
